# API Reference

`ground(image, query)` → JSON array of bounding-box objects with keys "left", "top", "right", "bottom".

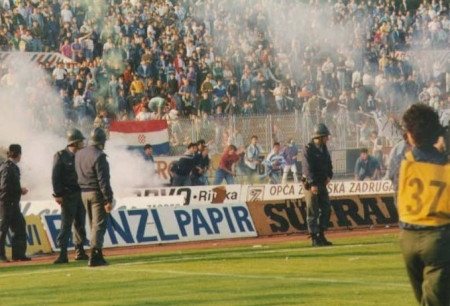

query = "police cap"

[{"left": 7, "top": 144, "right": 21, "bottom": 158}]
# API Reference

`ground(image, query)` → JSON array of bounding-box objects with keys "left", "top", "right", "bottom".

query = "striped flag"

[{"left": 109, "top": 120, "right": 170, "bottom": 155}]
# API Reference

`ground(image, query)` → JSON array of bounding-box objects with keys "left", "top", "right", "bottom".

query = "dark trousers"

[
  {"left": 81, "top": 192, "right": 107, "bottom": 250},
  {"left": 304, "top": 185, "right": 331, "bottom": 234},
  {"left": 0, "top": 202, "right": 27, "bottom": 258},
  {"left": 399, "top": 228, "right": 450, "bottom": 305},
  {"left": 56, "top": 192, "right": 87, "bottom": 249},
  {"left": 172, "top": 174, "right": 190, "bottom": 186}
]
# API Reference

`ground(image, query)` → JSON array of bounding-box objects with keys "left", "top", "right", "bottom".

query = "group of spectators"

[
  {"left": 1, "top": 0, "right": 450, "bottom": 158},
  {"left": 166, "top": 135, "right": 300, "bottom": 186}
]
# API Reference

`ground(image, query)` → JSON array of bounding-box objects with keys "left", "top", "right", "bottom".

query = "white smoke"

[{"left": 0, "top": 54, "right": 162, "bottom": 201}]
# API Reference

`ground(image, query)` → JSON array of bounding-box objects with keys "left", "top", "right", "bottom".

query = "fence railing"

[{"left": 167, "top": 110, "right": 395, "bottom": 155}]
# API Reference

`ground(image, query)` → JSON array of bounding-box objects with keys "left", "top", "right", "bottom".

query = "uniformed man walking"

[
  {"left": 52, "top": 129, "right": 89, "bottom": 264},
  {"left": 75, "top": 128, "right": 114, "bottom": 267},
  {"left": 0, "top": 144, "right": 31, "bottom": 262},
  {"left": 302, "top": 124, "right": 334, "bottom": 247}
]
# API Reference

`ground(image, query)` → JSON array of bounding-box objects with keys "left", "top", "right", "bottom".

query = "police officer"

[
  {"left": 75, "top": 128, "right": 114, "bottom": 267},
  {"left": 396, "top": 104, "right": 450, "bottom": 305},
  {"left": 52, "top": 129, "right": 89, "bottom": 264},
  {"left": 0, "top": 144, "right": 30, "bottom": 262},
  {"left": 302, "top": 123, "right": 333, "bottom": 247}
]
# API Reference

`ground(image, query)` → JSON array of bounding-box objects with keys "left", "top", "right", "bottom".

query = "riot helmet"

[
  {"left": 66, "top": 128, "right": 85, "bottom": 146},
  {"left": 312, "top": 123, "right": 331, "bottom": 139},
  {"left": 90, "top": 128, "right": 107, "bottom": 145}
]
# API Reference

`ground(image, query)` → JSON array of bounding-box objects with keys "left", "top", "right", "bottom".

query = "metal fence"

[{"left": 167, "top": 110, "right": 391, "bottom": 155}]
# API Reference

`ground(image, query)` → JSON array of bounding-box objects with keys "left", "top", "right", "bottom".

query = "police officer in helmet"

[
  {"left": 0, "top": 144, "right": 30, "bottom": 262},
  {"left": 302, "top": 123, "right": 334, "bottom": 247},
  {"left": 75, "top": 128, "right": 114, "bottom": 267},
  {"left": 52, "top": 128, "right": 89, "bottom": 264}
]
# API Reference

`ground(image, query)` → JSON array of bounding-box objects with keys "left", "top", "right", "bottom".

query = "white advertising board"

[
  {"left": 42, "top": 204, "right": 257, "bottom": 250},
  {"left": 241, "top": 180, "right": 393, "bottom": 202}
]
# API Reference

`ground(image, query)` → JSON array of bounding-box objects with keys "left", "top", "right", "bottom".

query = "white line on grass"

[
  {"left": 0, "top": 242, "right": 397, "bottom": 279},
  {"left": 104, "top": 266, "right": 410, "bottom": 288}
]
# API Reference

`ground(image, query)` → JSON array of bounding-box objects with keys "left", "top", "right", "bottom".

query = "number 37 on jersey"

[{"left": 398, "top": 156, "right": 450, "bottom": 227}]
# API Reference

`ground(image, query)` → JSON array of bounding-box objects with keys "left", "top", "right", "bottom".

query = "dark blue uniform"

[
  {"left": 0, "top": 160, "right": 27, "bottom": 260},
  {"left": 302, "top": 141, "right": 333, "bottom": 238},
  {"left": 52, "top": 148, "right": 87, "bottom": 259}
]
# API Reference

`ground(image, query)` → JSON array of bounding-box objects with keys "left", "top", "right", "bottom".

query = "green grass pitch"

[{"left": 0, "top": 233, "right": 415, "bottom": 306}]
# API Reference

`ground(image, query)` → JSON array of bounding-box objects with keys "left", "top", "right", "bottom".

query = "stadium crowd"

[{"left": 0, "top": 0, "right": 450, "bottom": 159}]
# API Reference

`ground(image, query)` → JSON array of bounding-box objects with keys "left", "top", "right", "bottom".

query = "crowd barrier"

[{"left": 6, "top": 180, "right": 396, "bottom": 255}]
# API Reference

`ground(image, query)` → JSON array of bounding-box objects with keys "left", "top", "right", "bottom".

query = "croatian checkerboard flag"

[{"left": 109, "top": 120, "right": 170, "bottom": 155}]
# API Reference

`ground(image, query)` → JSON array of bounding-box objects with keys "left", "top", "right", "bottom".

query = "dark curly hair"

[{"left": 402, "top": 103, "right": 442, "bottom": 148}]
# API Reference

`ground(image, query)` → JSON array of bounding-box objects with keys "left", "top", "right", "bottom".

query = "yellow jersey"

[{"left": 398, "top": 152, "right": 450, "bottom": 226}]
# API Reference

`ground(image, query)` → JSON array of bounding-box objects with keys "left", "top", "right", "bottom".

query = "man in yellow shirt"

[{"left": 397, "top": 104, "right": 450, "bottom": 305}]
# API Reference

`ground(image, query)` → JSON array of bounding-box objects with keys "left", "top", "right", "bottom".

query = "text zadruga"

[
  {"left": 42, "top": 204, "right": 257, "bottom": 251},
  {"left": 243, "top": 181, "right": 393, "bottom": 202},
  {"left": 20, "top": 181, "right": 394, "bottom": 216}
]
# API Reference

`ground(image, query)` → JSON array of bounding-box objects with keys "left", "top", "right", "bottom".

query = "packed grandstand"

[{"left": 0, "top": 0, "right": 449, "bottom": 181}]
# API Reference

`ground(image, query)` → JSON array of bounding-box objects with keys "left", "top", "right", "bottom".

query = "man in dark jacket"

[
  {"left": 52, "top": 129, "right": 89, "bottom": 264},
  {"left": 75, "top": 128, "right": 114, "bottom": 267},
  {"left": 170, "top": 143, "right": 198, "bottom": 186},
  {"left": 191, "top": 141, "right": 210, "bottom": 185},
  {"left": 0, "top": 144, "right": 30, "bottom": 262},
  {"left": 302, "top": 123, "right": 334, "bottom": 247}
]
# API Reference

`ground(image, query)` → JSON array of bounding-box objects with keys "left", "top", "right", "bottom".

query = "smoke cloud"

[{"left": 0, "top": 54, "right": 161, "bottom": 201}]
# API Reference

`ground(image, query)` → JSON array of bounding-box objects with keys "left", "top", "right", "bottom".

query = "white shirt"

[
  {"left": 60, "top": 8, "right": 73, "bottom": 23},
  {"left": 136, "top": 112, "right": 153, "bottom": 121},
  {"left": 52, "top": 67, "right": 67, "bottom": 80}
]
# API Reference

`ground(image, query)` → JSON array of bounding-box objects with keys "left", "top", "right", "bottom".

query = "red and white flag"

[{"left": 109, "top": 120, "right": 170, "bottom": 154}]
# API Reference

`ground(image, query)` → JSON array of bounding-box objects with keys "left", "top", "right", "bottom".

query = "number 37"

[{"left": 407, "top": 178, "right": 446, "bottom": 216}]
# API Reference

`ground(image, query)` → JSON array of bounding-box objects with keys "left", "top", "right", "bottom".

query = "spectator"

[
  {"left": 191, "top": 144, "right": 210, "bottom": 186},
  {"left": 170, "top": 142, "right": 197, "bottom": 186},
  {"left": 282, "top": 138, "right": 299, "bottom": 184},
  {"left": 2, "top": 0, "right": 449, "bottom": 163},
  {"left": 244, "top": 135, "right": 263, "bottom": 184},
  {"left": 264, "top": 142, "right": 286, "bottom": 184},
  {"left": 369, "top": 130, "right": 384, "bottom": 169},
  {"left": 213, "top": 144, "right": 240, "bottom": 185},
  {"left": 143, "top": 144, "right": 154, "bottom": 163},
  {"left": 354, "top": 148, "right": 381, "bottom": 181}
]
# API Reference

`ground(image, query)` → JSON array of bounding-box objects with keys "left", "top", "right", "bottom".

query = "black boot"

[
  {"left": 54, "top": 247, "right": 69, "bottom": 264},
  {"left": 318, "top": 231, "right": 333, "bottom": 246},
  {"left": 0, "top": 253, "right": 9, "bottom": 263},
  {"left": 74, "top": 244, "right": 89, "bottom": 261},
  {"left": 311, "top": 233, "right": 325, "bottom": 247},
  {"left": 88, "top": 248, "right": 108, "bottom": 267}
]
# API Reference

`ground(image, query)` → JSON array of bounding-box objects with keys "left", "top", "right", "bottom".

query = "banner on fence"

[
  {"left": 0, "top": 51, "right": 73, "bottom": 64},
  {"left": 247, "top": 195, "right": 397, "bottom": 236},
  {"left": 4, "top": 215, "right": 52, "bottom": 257},
  {"left": 42, "top": 204, "right": 257, "bottom": 251},
  {"left": 241, "top": 180, "right": 393, "bottom": 202},
  {"left": 131, "top": 184, "right": 242, "bottom": 205},
  {"left": 22, "top": 181, "right": 393, "bottom": 216},
  {"left": 115, "top": 196, "right": 185, "bottom": 209}
]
